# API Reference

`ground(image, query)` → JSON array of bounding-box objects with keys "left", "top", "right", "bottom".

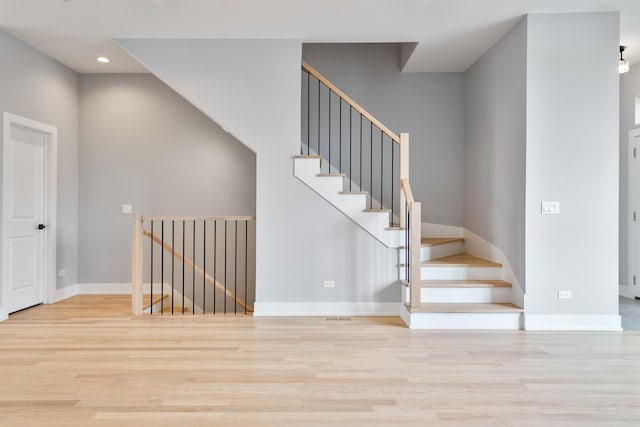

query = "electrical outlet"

[
  {"left": 122, "top": 204, "right": 132, "bottom": 214},
  {"left": 323, "top": 280, "right": 335, "bottom": 288},
  {"left": 541, "top": 201, "right": 560, "bottom": 215},
  {"left": 558, "top": 290, "right": 572, "bottom": 299},
  {"left": 58, "top": 269, "right": 66, "bottom": 277}
]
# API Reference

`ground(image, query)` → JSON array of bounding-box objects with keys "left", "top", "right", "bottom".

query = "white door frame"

[
  {"left": 1, "top": 112, "right": 57, "bottom": 320},
  {"left": 628, "top": 128, "right": 640, "bottom": 299}
]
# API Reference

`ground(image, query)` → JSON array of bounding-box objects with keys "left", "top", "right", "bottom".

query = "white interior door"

[{"left": 3, "top": 123, "right": 46, "bottom": 313}]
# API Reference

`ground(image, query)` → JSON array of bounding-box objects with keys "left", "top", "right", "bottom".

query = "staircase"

[
  {"left": 400, "top": 238, "right": 522, "bottom": 329},
  {"left": 299, "top": 60, "right": 523, "bottom": 329}
]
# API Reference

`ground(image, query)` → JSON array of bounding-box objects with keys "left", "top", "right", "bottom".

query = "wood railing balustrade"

[{"left": 132, "top": 215, "right": 255, "bottom": 316}]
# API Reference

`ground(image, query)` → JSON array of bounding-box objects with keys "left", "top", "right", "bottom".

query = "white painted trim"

[
  {"left": 462, "top": 228, "right": 525, "bottom": 309},
  {"left": 1, "top": 112, "right": 58, "bottom": 315},
  {"left": 628, "top": 128, "right": 640, "bottom": 298},
  {"left": 253, "top": 302, "right": 400, "bottom": 316},
  {"left": 524, "top": 315, "right": 622, "bottom": 331},
  {"left": 421, "top": 222, "right": 463, "bottom": 238},
  {"left": 619, "top": 283, "right": 635, "bottom": 299},
  {"left": 52, "top": 284, "right": 79, "bottom": 303}
]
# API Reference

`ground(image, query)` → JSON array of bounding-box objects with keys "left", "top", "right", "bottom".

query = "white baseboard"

[
  {"left": 524, "top": 315, "right": 622, "bottom": 331},
  {"left": 253, "top": 302, "right": 400, "bottom": 316},
  {"left": 619, "top": 283, "right": 635, "bottom": 299},
  {"left": 0, "top": 309, "right": 7, "bottom": 321},
  {"left": 51, "top": 284, "right": 79, "bottom": 303}
]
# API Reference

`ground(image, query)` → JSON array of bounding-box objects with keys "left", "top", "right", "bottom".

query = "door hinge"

[
  {"left": 635, "top": 212, "right": 637, "bottom": 222},
  {"left": 634, "top": 275, "right": 637, "bottom": 286},
  {"left": 635, "top": 147, "right": 637, "bottom": 158}
]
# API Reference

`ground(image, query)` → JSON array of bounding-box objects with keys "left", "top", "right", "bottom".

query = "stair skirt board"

[
  {"left": 400, "top": 305, "right": 522, "bottom": 330},
  {"left": 294, "top": 157, "right": 404, "bottom": 247},
  {"left": 403, "top": 286, "right": 512, "bottom": 303}
]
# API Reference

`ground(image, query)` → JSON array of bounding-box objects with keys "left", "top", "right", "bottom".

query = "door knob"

[{"left": 37, "top": 224, "right": 46, "bottom": 230}]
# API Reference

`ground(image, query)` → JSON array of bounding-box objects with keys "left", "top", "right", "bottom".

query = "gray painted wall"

[
  {"left": 118, "top": 39, "right": 399, "bottom": 305},
  {"left": 0, "top": 30, "right": 79, "bottom": 293},
  {"left": 464, "top": 18, "right": 527, "bottom": 289},
  {"left": 78, "top": 74, "right": 256, "bottom": 283},
  {"left": 619, "top": 63, "right": 640, "bottom": 292},
  {"left": 525, "top": 12, "right": 619, "bottom": 316},
  {"left": 302, "top": 44, "right": 465, "bottom": 226}
]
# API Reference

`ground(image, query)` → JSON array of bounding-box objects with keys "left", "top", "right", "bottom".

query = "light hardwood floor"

[
  {"left": 1, "top": 295, "right": 639, "bottom": 426},
  {"left": 620, "top": 296, "right": 640, "bottom": 331}
]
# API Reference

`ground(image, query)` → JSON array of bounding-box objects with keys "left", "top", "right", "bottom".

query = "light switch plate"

[
  {"left": 323, "top": 280, "right": 335, "bottom": 288},
  {"left": 541, "top": 201, "right": 560, "bottom": 215},
  {"left": 122, "top": 204, "right": 132, "bottom": 214}
]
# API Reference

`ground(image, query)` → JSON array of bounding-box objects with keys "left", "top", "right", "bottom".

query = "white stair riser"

[
  {"left": 311, "top": 176, "right": 344, "bottom": 194},
  {"left": 400, "top": 241, "right": 465, "bottom": 261},
  {"left": 407, "top": 313, "right": 521, "bottom": 329},
  {"left": 420, "top": 287, "right": 511, "bottom": 303},
  {"left": 400, "top": 306, "right": 521, "bottom": 329},
  {"left": 294, "top": 158, "right": 404, "bottom": 248},
  {"left": 422, "top": 241, "right": 464, "bottom": 261},
  {"left": 420, "top": 266, "right": 502, "bottom": 280}
]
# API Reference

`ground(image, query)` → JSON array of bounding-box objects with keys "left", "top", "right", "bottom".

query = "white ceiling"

[{"left": 1, "top": 0, "right": 640, "bottom": 73}]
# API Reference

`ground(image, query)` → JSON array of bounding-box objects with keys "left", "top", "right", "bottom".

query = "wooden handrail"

[
  {"left": 401, "top": 179, "right": 414, "bottom": 204},
  {"left": 143, "top": 229, "right": 253, "bottom": 313},
  {"left": 142, "top": 215, "right": 255, "bottom": 222},
  {"left": 302, "top": 60, "right": 401, "bottom": 144}
]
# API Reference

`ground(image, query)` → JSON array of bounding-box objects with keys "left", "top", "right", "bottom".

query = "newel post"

[
  {"left": 410, "top": 202, "right": 422, "bottom": 309},
  {"left": 131, "top": 213, "right": 144, "bottom": 315},
  {"left": 399, "top": 133, "right": 409, "bottom": 228}
]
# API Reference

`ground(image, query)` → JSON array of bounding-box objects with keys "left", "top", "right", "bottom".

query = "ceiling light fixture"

[
  {"left": 620, "top": 46, "right": 629, "bottom": 74},
  {"left": 96, "top": 56, "right": 110, "bottom": 63}
]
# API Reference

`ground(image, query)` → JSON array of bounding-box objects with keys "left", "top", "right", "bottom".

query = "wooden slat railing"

[{"left": 132, "top": 214, "right": 255, "bottom": 316}]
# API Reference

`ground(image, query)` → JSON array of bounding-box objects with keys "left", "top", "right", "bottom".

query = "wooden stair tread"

[
  {"left": 340, "top": 191, "right": 368, "bottom": 195},
  {"left": 421, "top": 237, "right": 463, "bottom": 247},
  {"left": 386, "top": 226, "right": 405, "bottom": 231},
  {"left": 408, "top": 303, "right": 523, "bottom": 314},
  {"left": 422, "top": 254, "right": 502, "bottom": 268},
  {"left": 419, "top": 280, "right": 512, "bottom": 288},
  {"left": 317, "top": 173, "right": 345, "bottom": 177}
]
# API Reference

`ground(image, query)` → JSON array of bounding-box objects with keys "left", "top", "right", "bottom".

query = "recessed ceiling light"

[{"left": 96, "top": 57, "right": 110, "bottom": 63}]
